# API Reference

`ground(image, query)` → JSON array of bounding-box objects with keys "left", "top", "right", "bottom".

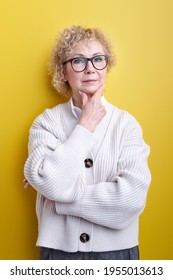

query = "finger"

[
  {"left": 95, "top": 84, "right": 105, "bottom": 96},
  {"left": 91, "top": 85, "right": 105, "bottom": 101},
  {"left": 23, "top": 178, "right": 28, "bottom": 183},
  {"left": 24, "top": 182, "right": 31, "bottom": 189},
  {"left": 79, "top": 91, "right": 88, "bottom": 107}
]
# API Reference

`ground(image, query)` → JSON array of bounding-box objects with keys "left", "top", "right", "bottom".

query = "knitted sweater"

[{"left": 24, "top": 98, "right": 151, "bottom": 252}]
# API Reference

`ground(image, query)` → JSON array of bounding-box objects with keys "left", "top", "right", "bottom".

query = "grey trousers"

[{"left": 40, "top": 246, "right": 139, "bottom": 260}]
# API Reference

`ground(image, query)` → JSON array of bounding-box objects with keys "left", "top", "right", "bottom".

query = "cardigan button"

[
  {"left": 80, "top": 233, "right": 90, "bottom": 243},
  {"left": 84, "top": 158, "right": 93, "bottom": 168}
]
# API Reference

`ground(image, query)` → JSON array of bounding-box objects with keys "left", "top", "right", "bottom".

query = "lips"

[{"left": 82, "top": 80, "right": 97, "bottom": 83}]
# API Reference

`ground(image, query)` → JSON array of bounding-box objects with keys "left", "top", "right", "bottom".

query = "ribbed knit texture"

[{"left": 24, "top": 98, "right": 151, "bottom": 252}]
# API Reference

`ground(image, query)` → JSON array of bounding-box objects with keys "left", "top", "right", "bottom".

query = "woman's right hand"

[
  {"left": 23, "top": 178, "right": 31, "bottom": 189},
  {"left": 79, "top": 85, "right": 106, "bottom": 132}
]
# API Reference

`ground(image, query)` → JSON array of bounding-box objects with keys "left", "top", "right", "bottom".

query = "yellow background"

[{"left": 0, "top": 0, "right": 173, "bottom": 260}]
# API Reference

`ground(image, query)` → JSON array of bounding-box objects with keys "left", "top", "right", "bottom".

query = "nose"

[{"left": 84, "top": 60, "right": 95, "bottom": 73}]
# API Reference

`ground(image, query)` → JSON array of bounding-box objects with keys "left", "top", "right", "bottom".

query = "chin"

[{"left": 82, "top": 86, "right": 99, "bottom": 95}]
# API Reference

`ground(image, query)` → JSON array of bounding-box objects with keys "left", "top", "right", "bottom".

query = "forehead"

[{"left": 71, "top": 39, "right": 105, "bottom": 56}]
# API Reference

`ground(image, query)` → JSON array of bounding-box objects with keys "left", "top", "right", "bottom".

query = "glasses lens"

[
  {"left": 72, "top": 57, "right": 86, "bottom": 72},
  {"left": 92, "top": 55, "right": 108, "bottom": 70}
]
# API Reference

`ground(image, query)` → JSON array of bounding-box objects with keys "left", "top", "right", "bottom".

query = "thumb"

[{"left": 79, "top": 91, "right": 88, "bottom": 107}]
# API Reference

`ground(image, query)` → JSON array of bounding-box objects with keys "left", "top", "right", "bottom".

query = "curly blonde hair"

[{"left": 48, "top": 25, "right": 116, "bottom": 97}]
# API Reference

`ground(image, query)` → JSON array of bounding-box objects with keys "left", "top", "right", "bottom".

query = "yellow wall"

[{"left": 0, "top": 0, "right": 173, "bottom": 260}]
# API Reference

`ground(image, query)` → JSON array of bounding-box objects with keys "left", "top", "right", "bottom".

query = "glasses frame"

[{"left": 63, "top": 55, "right": 109, "bottom": 72}]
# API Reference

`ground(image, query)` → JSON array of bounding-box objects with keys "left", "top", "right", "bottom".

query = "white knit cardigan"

[{"left": 24, "top": 98, "right": 151, "bottom": 252}]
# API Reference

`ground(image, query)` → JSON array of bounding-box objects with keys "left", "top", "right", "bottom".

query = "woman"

[{"left": 24, "top": 25, "right": 151, "bottom": 260}]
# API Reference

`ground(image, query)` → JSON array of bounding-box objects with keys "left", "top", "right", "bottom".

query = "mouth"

[{"left": 82, "top": 80, "right": 97, "bottom": 83}]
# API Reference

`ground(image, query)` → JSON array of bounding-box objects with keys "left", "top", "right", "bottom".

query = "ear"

[{"left": 63, "top": 69, "right": 68, "bottom": 82}]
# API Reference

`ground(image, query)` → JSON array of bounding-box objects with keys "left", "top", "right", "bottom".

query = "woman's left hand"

[{"left": 79, "top": 85, "right": 106, "bottom": 132}]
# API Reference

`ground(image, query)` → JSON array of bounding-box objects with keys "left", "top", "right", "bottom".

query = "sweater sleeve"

[
  {"left": 24, "top": 114, "right": 97, "bottom": 202},
  {"left": 56, "top": 118, "right": 151, "bottom": 230}
]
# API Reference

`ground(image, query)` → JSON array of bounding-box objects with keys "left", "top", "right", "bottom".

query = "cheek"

[
  {"left": 67, "top": 72, "right": 82, "bottom": 89},
  {"left": 100, "top": 71, "right": 107, "bottom": 81}
]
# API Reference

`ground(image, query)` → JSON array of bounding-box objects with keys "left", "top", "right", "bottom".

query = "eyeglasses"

[{"left": 63, "top": 55, "right": 108, "bottom": 72}]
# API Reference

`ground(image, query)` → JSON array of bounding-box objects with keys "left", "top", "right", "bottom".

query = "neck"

[{"left": 72, "top": 96, "right": 82, "bottom": 109}]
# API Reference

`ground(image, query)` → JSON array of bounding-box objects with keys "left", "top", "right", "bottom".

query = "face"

[{"left": 63, "top": 40, "right": 107, "bottom": 106}]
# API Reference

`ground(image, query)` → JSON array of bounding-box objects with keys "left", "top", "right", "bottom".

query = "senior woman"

[{"left": 24, "top": 25, "right": 151, "bottom": 260}]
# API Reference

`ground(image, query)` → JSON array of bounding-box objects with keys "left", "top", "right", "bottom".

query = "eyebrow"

[{"left": 71, "top": 52, "right": 104, "bottom": 58}]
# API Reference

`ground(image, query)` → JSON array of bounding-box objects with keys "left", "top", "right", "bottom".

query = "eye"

[
  {"left": 93, "top": 56, "right": 104, "bottom": 63},
  {"left": 72, "top": 57, "right": 85, "bottom": 64}
]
